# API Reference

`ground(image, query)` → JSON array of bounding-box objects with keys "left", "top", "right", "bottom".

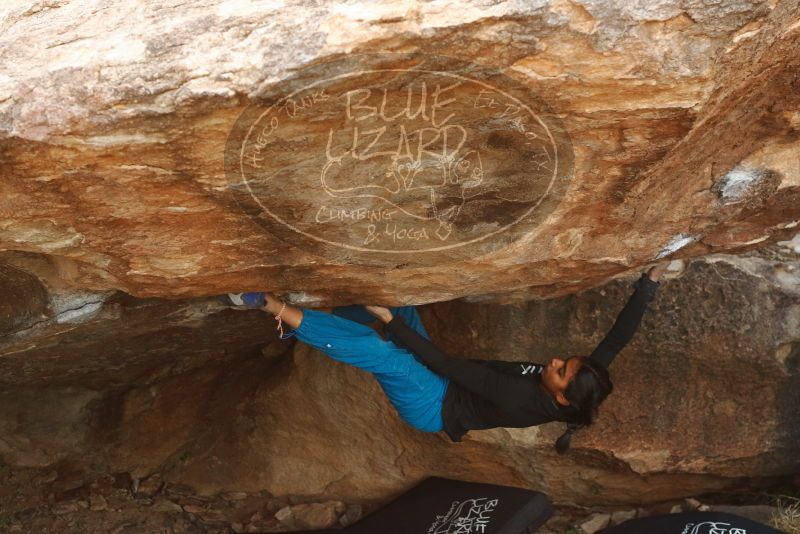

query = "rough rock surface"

[
  {"left": 0, "top": 0, "right": 798, "bottom": 303},
  {"left": 0, "top": 244, "right": 797, "bottom": 516},
  {"left": 1, "top": 1, "right": 799, "bottom": 532}
]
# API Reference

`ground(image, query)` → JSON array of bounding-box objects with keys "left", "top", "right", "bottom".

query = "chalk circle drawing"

[{"left": 224, "top": 53, "right": 574, "bottom": 264}]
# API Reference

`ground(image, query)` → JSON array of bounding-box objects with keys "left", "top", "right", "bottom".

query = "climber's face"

[{"left": 541, "top": 356, "right": 583, "bottom": 406}]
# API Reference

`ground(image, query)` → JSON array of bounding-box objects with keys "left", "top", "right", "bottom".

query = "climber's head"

[
  {"left": 541, "top": 356, "right": 582, "bottom": 404},
  {"left": 541, "top": 356, "right": 614, "bottom": 454}
]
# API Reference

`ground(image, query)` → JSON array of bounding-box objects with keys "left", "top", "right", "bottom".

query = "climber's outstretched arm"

[{"left": 588, "top": 263, "right": 667, "bottom": 369}]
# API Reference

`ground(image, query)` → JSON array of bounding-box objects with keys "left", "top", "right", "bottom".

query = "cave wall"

[{"left": 0, "top": 244, "right": 796, "bottom": 509}]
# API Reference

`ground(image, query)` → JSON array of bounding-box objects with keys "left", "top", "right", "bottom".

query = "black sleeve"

[
  {"left": 589, "top": 273, "right": 660, "bottom": 369},
  {"left": 384, "top": 316, "right": 542, "bottom": 411}
]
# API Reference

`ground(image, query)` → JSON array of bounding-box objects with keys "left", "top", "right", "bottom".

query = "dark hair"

[{"left": 554, "top": 357, "right": 613, "bottom": 454}]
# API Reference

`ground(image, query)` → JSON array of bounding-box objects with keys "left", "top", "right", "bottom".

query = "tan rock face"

[
  {"left": 0, "top": 0, "right": 798, "bottom": 303},
  {"left": 1, "top": 246, "right": 795, "bottom": 508},
  {"left": 0, "top": 0, "right": 799, "bottom": 525}
]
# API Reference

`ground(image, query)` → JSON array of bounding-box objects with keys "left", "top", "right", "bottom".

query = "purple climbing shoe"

[
  {"left": 219, "top": 292, "right": 296, "bottom": 340},
  {"left": 219, "top": 292, "right": 267, "bottom": 309}
]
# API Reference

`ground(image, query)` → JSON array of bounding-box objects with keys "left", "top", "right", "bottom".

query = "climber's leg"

[
  {"left": 331, "top": 304, "right": 432, "bottom": 340},
  {"left": 331, "top": 303, "right": 431, "bottom": 340},
  {"left": 292, "top": 308, "right": 448, "bottom": 432},
  {"left": 331, "top": 304, "right": 432, "bottom": 365},
  {"left": 331, "top": 304, "right": 378, "bottom": 325}
]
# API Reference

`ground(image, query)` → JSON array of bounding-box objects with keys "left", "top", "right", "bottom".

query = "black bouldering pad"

[
  {"left": 295, "top": 477, "right": 552, "bottom": 533},
  {"left": 601, "top": 511, "right": 787, "bottom": 534}
]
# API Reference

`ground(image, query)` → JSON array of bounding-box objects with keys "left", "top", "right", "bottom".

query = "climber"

[{"left": 220, "top": 261, "right": 668, "bottom": 452}]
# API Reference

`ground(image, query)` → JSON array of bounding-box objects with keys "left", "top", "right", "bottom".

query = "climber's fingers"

[
  {"left": 646, "top": 261, "right": 670, "bottom": 282},
  {"left": 365, "top": 306, "right": 393, "bottom": 324}
]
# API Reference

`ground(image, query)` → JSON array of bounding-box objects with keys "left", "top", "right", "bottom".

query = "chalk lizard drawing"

[{"left": 321, "top": 131, "right": 484, "bottom": 241}]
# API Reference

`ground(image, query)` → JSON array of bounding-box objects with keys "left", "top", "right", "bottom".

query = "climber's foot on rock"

[
  {"left": 219, "top": 292, "right": 267, "bottom": 309},
  {"left": 221, "top": 292, "right": 299, "bottom": 335},
  {"left": 261, "top": 292, "right": 284, "bottom": 315}
]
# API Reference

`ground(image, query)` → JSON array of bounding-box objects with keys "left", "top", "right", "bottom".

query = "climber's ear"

[{"left": 555, "top": 391, "right": 571, "bottom": 407}]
